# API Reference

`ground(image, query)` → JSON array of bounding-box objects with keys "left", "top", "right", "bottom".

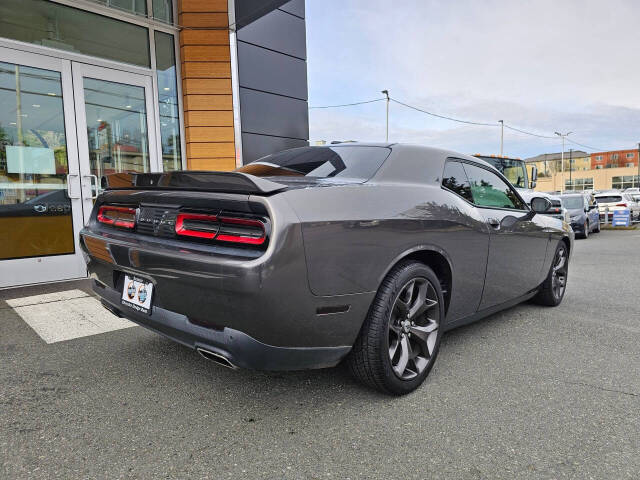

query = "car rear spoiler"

[{"left": 101, "top": 171, "right": 288, "bottom": 195}]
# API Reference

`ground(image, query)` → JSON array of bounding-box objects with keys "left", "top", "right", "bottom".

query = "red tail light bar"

[
  {"left": 616, "top": 203, "right": 628, "bottom": 207},
  {"left": 97, "top": 205, "right": 137, "bottom": 229},
  {"left": 175, "top": 213, "right": 266, "bottom": 245}
]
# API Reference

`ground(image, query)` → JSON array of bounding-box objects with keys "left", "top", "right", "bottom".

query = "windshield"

[
  {"left": 561, "top": 196, "right": 584, "bottom": 209},
  {"left": 236, "top": 146, "right": 391, "bottom": 182},
  {"left": 480, "top": 158, "right": 527, "bottom": 188},
  {"left": 595, "top": 195, "right": 622, "bottom": 204}
]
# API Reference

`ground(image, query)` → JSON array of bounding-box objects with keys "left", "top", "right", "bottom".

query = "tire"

[
  {"left": 581, "top": 221, "right": 588, "bottom": 239},
  {"left": 533, "top": 242, "right": 569, "bottom": 306},
  {"left": 347, "top": 261, "right": 444, "bottom": 395}
]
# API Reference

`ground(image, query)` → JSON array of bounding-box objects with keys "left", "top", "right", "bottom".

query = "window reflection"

[
  {"left": 155, "top": 31, "right": 182, "bottom": 171},
  {"left": 83, "top": 78, "right": 150, "bottom": 179},
  {"left": 0, "top": 61, "right": 74, "bottom": 260}
]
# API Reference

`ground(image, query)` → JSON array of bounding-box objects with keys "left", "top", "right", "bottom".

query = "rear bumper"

[{"left": 95, "top": 279, "right": 351, "bottom": 370}]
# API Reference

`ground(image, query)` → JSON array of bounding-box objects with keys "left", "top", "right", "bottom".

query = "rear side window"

[
  {"left": 442, "top": 161, "right": 473, "bottom": 202},
  {"left": 595, "top": 195, "right": 622, "bottom": 203},
  {"left": 462, "top": 163, "right": 526, "bottom": 210},
  {"left": 236, "top": 146, "right": 391, "bottom": 182}
]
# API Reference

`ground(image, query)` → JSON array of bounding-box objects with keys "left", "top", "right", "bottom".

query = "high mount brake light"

[
  {"left": 97, "top": 205, "right": 136, "bottom": 229},
  {"left": 175, "top": 213, "right": 266, "bottom": 245}
]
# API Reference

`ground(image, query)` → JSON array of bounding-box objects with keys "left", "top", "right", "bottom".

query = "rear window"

[
  {"left": 236, "top": 146, "right": 391, "bottom": 182},
  {"left": 561, "top": 196, "right": 584, "bottom": 209},
  {"left": 595, "top": 195, "right": 622, "bottom": 203}
]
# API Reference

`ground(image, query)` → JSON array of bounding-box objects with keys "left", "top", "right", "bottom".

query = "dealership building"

[{"left": 0, "top": 0, "right": 309, "bottom": 288}]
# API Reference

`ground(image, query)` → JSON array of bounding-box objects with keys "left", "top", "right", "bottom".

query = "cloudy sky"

[{"left": 305, "top": 0, "right": 640, "bottom": 158}]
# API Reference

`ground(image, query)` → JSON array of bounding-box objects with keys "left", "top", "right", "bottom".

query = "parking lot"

[{"left": 1, "top": 230, "right": 639, "bottom": 479}]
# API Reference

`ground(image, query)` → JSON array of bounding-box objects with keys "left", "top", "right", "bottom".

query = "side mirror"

[
  {"left": 530, "top": 196, "right": 552, "bottom": 213},
  {"left": 530, "top": 165, "right": 537, "bottom": 189}
]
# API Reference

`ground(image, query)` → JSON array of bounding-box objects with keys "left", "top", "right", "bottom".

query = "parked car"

[
  {"left": 595, "top": 191, "right": 640, "bottom": 222},
  {"left": 559, "top": 193, "right": 600, "bottom": 238},
  {"left": 80, "top": 144, "right": 574, "bottom": 395}
]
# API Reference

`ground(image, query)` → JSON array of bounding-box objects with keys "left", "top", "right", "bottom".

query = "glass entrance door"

[
  {"left": 72, "top": 63, "right": 159, "bottom": 223},
  {"left": 0, "top": 47, "right": 85, "bottom": 287}
]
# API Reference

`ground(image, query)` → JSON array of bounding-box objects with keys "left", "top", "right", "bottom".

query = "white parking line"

[{"left": 6, "top": 289, "right": 135, "bottom": 344}]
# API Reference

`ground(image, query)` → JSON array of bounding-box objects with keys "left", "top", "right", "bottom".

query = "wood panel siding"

[{"left": 178, "top": 0, "right": 236, "bottom": 171}]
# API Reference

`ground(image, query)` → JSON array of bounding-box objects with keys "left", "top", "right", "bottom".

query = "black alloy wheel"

[
  {"left": 533, "top": 242, "right": 569, "bottom": 306},
  {"left": 348, "top": 261, "right": 444, "bottom": 395},
  {"left": 387, "top": 278, "right": 440, "bottom": 380}
]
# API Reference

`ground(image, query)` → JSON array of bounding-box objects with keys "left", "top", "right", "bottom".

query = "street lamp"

[
  {"left": 498, "top": 120, "right": 504, "bottom": 156},
  {"left": 555, "top": 131, "right": 572, "bottom": 193},
  {"left": 381, "top": 90, "right": 389, "bottom": 142}
]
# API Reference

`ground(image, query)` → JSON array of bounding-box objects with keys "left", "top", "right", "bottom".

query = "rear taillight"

[
  {"left": 97, "top": 205, "right": 136, "bottom": 229},
  {"left": 217, "top": 216, "right": 266, "bottom": 245},
  {"left": 616, "top": 203, "right": 628, "bottom": 207},
  {"left": 175, "top": 213, "right": 266, "bottom": 245},
  {"left": 175, "top": 213, "right": 219, "bottom": 239}
]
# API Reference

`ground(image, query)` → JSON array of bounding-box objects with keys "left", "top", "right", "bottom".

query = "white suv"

[{"left": 595, "top": 192, "right": 640, "bottom": 222}]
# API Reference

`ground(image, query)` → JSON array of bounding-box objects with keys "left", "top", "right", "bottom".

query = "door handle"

[
  {"left": 66, "top": 174, "right": 80, "bottom": 199},
  {"left": 82, "top": 174, "right": 99, "bottom": 199}
]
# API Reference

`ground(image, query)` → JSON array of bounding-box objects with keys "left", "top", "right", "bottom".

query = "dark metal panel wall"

[
  {"left": 235, "top": 0, "right": 309, "bottom": 163},
  {"left": 241, "top": 133, "right": 308, "bottom": 162}
]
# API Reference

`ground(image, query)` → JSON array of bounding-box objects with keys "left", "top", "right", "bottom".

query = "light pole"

[
  {"left": 555, "top": 131, "right": 572, "bottom": 193},
  {"left": 381, "top": 90, "right": 389, "bottom": 142},
  {"left": 499, "top": 120, "right": 504, "bottom": 156}
]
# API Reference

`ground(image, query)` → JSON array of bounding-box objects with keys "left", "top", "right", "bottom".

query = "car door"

[
  {"left": 461, "top": 161, "right": 550, "bottom": 309},
  {"left": 586, "top": 195, "right": 599, "bottom": 228}
]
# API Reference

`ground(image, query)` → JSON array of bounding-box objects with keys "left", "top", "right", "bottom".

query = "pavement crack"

[{"left": 560, "top": 379, "right": 638, "bottom": 398}]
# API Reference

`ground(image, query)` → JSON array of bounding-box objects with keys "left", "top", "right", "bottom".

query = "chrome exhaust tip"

[{"left": 196, "top": 347, "right": 237, "bottom": 369}]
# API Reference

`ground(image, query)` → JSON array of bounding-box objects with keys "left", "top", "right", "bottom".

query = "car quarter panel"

[
  {"left": 282, "top": 183, "right": 491, "bottom": 324},
  {"left": 81, "top": 191, "right": 374, "bottom": 349}
]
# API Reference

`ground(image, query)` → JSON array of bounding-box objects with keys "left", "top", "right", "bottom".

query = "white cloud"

[{"left": 306, "top": 0, "right": 640, "bottom": 157}]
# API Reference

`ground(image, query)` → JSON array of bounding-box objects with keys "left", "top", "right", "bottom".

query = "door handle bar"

[{"left": 66, "top": 174, "right": 80, "bottom": 199}]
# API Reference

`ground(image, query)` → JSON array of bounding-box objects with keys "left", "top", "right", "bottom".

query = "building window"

[
  {"left": 0, "top": 0, "right": 150, "bottom": 67},
  {"left": 626, "top": 162, "right": 635, "bottom": 168},
  {"left": 87, "top": 0, "right": 147, "bottom": 16},
  {"left": 595, "top": 155, "right": 603, "bottom": 161},
  {"left": 595, "top": 165, "right": 603, "bottom": 169},
  {"left": 612, "top": 175, "right": 640, "bottom": 189},
  {"left": 153, "top": 0, "right": 173, "bottom": 23},
  {"left": 565, "top": 178, "right": 594, "bottom": 191},
  {"left": 612, "top": 153, "right": 619, "bottom": 160},
  {"left": 155, "top": 31, "right": 182, "bottom": 171},
  {"left": 626, "top": 152, "right": 635, "bottom": 159}
]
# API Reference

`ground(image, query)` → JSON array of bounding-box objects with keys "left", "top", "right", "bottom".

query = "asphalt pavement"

[{"left": 1, "top": 230, "right": 639, "bottom": 479}]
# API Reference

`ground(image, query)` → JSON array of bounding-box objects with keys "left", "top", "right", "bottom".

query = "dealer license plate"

[{"left": 121, "top": 275, "right": 153, "bottom": 314}]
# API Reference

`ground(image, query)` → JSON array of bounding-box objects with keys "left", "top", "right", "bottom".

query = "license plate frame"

[{"left": 121, "top": 274, "right": 153, "bottom": 315}]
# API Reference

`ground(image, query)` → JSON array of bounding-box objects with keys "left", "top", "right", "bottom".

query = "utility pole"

[
  {"left": 499, "top": 120, "right": 504, "bottom": 156},
  {"left": 555, "top": 131, "right": 572, "bottom": 193},
  {"left": 381, "top": 90, "right": 389, "bottom": 142},
  {"left": 569, "top": 148, "right": 573, "bottom": 190}
]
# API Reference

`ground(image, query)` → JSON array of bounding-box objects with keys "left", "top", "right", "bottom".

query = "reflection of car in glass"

[
  {"left": 473, "top": 155, "right": 536, "bottom": 191},
  {"left": 81, "top": 144, "right": 573, "bottom": 395},
  {"left": 559, "top": 193, "right": 600, "bottom": 238},
  {"left": 0, "top": 189, "right": 70, "bottom": 217},
  {"left": 595, "top": 192, "right": 640, "bottom": 222}
]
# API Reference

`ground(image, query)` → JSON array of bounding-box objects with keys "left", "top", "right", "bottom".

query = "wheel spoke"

[
  {"left": 389, "top": 337, "right": 400, "bottom": 359},
  {"left": 554, "top": 251, "right": 566, "bottom": 271},
  {"left": 407, "top": 281, "right": 427, "bottom": 318},
  {"left": 393, "top": 336, "right": 410, "bottom": 376},
  {"left": 409, "top": 322, "right": 438, "bottom": 357}
]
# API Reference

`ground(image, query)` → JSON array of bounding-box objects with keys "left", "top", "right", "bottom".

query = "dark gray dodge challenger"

[{"left": 80, "top": 143, "right": 573, "bottom": 395}]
